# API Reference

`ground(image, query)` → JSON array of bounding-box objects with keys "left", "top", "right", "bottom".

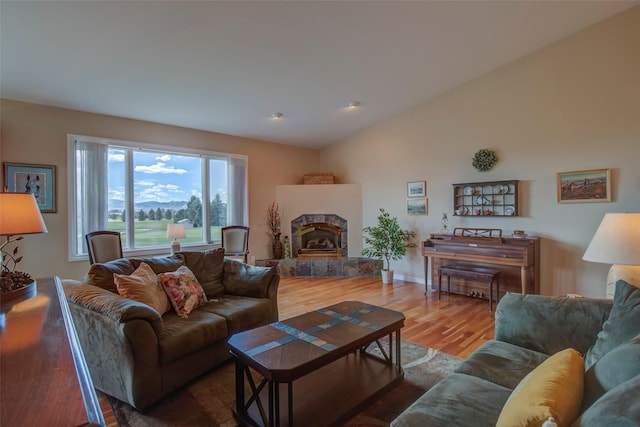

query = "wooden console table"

[{"left": 0, "top": 276, "right": 105, "bottom": 427}]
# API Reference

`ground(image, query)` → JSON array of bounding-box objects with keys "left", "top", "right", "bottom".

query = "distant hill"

[{"left": 108, "top": 199, "right": 187, "bottom": 211}]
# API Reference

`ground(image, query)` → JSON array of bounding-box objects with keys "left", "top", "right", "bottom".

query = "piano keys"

[{"left": 422, "top": 228, "right": 540, "bottom": 298}]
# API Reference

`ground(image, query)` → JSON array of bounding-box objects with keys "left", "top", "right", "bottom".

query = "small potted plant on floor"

[{"left": 362, "top": 208, "right": 416, "bottom": 284}]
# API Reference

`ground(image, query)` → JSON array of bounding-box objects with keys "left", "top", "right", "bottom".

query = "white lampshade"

[
  {"left": 0, "top": 193, "right": 48, "bottom": 236},
  {"left": 166, "top": 223, "right": 186, "bottom": 239},
  {"left": 583, "top": 213, "right": 640, "bottom": 298},
  {"left": 583, "top": 213, "right": 640, "bottom": 265},
  {"left": 167, "top": 223, "right": 186, "bottom": 255}
]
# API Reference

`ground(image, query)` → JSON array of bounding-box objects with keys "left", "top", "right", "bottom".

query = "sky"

[{"left": 107, "top": 149, "right": 227, "bottom": 206}]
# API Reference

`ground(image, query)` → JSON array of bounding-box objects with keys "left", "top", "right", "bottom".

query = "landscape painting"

[
  {"left": 557, "top": 169, "right": 611, "bottom": 203},
  {"left": 407, "top": 198, "right": 427, "bottom": 215}
]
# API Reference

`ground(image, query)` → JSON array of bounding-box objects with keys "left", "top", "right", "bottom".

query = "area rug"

[{"left": 109, "top": 340, "right": 461, "bottom": 427}]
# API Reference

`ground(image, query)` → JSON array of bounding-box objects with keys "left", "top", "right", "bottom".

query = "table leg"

[
  {"left": 270, "top": 380, "right": 275, "bottom": 427},
  {"left": 234, "top": 358, "right": 245, "bottom": 418},
  {"left": 269, "top": 381, "right": 275, "bottom": 425},
  {"left": 396, "top": 328, "right": 402, "bottom": 371},
  {"left": 288, "top": 382, "right": 293, "bottom": 427}
]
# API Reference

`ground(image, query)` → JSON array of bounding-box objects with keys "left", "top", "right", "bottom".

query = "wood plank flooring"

[
  {"left": 99, "top": 276, "right": 495, "bottom": 425},
  {"left": 278, "top": 276, "right": 495, "bottom": 359}
]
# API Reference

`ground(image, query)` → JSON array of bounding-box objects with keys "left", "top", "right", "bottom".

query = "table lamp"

[
  {"left": 167, "top": 223, "right": 186, "bottom": 255},
  {"left": 583, "top": 213, "right": 640, "bottom": 298},
  {"left": 0, "top": 193, "right": 48, "bottom": 301}
]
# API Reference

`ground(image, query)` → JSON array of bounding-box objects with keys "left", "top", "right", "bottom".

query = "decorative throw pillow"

[
  {"left": 114, "top": 262, "right": 171, "bottom": 315},
  {"left": 496, "top": 348, "right": 584, "bottom": 427},
  {"left": 176, "top": 249, "right": 225, "bottom": 298},
  {"left": 86, "top": 258, "right": 135, "bottom": 293},
  {"left": 574, "top": 375, "right": 640, "bottom": 426},
  {"left": 584, "top": 280, "right": 640, "bottom": 369},
  {"left": 582, "top": 334, "right": 640, "bottom": 411},
  {"left": 158, "top": 266, "right": 208, "bottom": 318}
]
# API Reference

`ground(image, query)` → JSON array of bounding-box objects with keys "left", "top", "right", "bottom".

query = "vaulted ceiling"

[{"left": 1, "top": 1, "right": 634, "bottom": 149}]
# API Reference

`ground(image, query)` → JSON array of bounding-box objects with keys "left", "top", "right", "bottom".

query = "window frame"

[{"left": 67, "top": 134, "right": 248, "bottom": 262}]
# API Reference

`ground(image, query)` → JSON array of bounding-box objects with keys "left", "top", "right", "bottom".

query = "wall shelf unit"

[{"left": 453, "top": 179, "right": 519, "bottom": 217}]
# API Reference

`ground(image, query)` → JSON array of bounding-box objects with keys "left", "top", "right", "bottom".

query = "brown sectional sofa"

[{"left": 63, "top": 248, "right": 279, "bottom": 411}]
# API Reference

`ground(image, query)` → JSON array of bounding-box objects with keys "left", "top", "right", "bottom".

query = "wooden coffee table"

[{"left": 228, "top": 300, "right": 405, "bottom": 427}]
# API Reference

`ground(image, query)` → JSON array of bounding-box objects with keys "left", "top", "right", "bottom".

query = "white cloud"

[
  {"left": 136, "top": 184, "right": 188, "bottom": 202},
  {"left": 108, "top": 187, "right": 125, "bottom": 200},
  {"left": 108, "top": 153, "right": 125, "bottom": 162},
  {"left": 157, "top": 154, "right": 171, "bottom": 162},
  {"left": 135, "top": 162, "right": 187, "bottom": 174}
]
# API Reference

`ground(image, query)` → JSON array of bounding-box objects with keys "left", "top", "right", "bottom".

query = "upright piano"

[{"left": 422, "top": 228, "right": 540, "bottom": 298}]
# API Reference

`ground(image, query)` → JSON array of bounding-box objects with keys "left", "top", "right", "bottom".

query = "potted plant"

[{"left": 362, "top": 208, "right": 416, "bottom": 284}]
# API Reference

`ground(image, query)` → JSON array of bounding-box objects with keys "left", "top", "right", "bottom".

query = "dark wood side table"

[{"left": 1, "top": 276, "right": 105, "bottom": 427}]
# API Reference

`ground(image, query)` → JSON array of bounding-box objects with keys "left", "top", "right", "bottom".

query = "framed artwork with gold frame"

[{"left": 557, "top": 168, "right": 611, "bottom": 204}]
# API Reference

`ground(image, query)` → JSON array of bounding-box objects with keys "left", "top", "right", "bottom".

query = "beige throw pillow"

[{"left": 114, "top": 262, "right": 171, "bottom": 315}]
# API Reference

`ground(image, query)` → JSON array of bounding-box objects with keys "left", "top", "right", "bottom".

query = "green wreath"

[{"left": 472, "top": 149, "right": 498, "bottom": 172}]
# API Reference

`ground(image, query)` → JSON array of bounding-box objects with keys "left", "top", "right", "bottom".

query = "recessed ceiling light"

[
  {"left": 347, "top": 101, "right": 360, "bottom": 109},
  {"left": 271, "top": 112, "right": 283, "bottom": 119}
]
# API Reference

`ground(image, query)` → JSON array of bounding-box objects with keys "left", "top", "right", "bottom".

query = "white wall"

[{"left": 319, "top": 7, "right": 640, "bottom": 297}]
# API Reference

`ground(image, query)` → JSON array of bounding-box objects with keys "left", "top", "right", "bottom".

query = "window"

[{"left": 68, "top": 135, "right": 247, "bottom": 260}]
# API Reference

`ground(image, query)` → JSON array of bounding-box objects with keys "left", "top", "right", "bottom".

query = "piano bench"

[{"left": 437, "top": 265, "right": 501, "bottom": 311}]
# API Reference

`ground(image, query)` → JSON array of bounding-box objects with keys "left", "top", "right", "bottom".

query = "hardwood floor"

[
  {"left": 99, "top": 276, "right": 495, "bottom": 425},
  {"left": 278, "top": 276, "right": 495, "bottom": 359}
]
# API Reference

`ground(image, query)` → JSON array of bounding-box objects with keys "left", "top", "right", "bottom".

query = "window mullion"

[
  {"left": 125, "top": 149, "right": 135, "bottom": 249},
  {"left": 203, "top": 158, "right": 211, "bottom": 243}
]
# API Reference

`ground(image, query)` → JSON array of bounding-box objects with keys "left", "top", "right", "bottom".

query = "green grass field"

[{"left": 108, "top": 219, "right": 222, "bottom": 247}]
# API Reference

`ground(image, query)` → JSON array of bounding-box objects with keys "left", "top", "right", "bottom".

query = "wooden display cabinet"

[{"left": 452, "top": 179, "right": 519, "bottom": 217}]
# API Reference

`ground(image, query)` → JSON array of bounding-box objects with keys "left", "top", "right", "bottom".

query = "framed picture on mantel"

[{"left": 557, "top": 168, "right": 611, "bottom": 204}]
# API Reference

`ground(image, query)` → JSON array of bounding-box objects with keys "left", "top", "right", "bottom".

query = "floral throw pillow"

[{"left": 158, "top": 266, "right": 208, "bottom": 318}]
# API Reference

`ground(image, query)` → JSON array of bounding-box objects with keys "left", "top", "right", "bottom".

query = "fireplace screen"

[
  {"left": 298, "top": 223, "right": 342, "bottom": 257},
  {"left": 291, "top": 214, "right": 348, "bottom": 258}
]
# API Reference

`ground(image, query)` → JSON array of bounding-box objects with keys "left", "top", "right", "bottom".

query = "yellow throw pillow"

[
  {"left": 496, "top": 348, "right": 584, "bottom": 427},
  {"left": 114, "top": 261, "right": 171, "bottom": 315}
]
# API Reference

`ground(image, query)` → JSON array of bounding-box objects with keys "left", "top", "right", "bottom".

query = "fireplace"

[
  {"left": 291, "top": 214, "right": 348, "bottom": 258},
  {"left": 298, "top": 223, "right": 342, "bottom": 258}
]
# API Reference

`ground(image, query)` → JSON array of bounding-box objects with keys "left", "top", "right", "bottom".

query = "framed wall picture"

[
  {"left": 407, "top": 181, "right": 426, "bottom": 198},
  {"left": 3, "top": 162, "right": 57, "bottom": 212},
  {"left": 407, "top": 198, "right": 428, "bottom": 215},
  {"left": 557, "top": 168, "right": 611, "bottom": 204}
]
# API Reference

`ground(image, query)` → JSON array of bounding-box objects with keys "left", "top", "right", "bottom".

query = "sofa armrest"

[
  {"left": 62, "top": 279, "right": 164, "bottom": 410},
  {"left": 495, "top": 293, "right": 613, "bottom": 355},
  {"left": 222, "top": 259, "right": 279, "bottom": 300},
  {"left": 62, "top": 280, "right": 163, "bottom": 335}
]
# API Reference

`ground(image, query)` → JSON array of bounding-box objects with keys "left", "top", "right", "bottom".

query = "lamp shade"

[
  {"left": 166, "top": 223, "right": 186, "bottom": 239},
  {"left": 583, "top": 213, "right": 640, "bottom": 266},
  {"left": 0, "top": 193, "right": 48, "bottom": 236}
]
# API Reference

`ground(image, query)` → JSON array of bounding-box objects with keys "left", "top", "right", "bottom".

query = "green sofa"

[
  {"left": 63, "top": 249, "right": 279, "bottom": 411},
  {"left": 392, "top": 279, "right": 640, "bottom": 427}
]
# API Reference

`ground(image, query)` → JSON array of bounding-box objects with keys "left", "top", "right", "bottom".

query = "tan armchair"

[
  {"left": 85, "top": 230, "right": 123, "bottom": 264},
  {"left": 221, "top": 225, "right": 250, "bottom": 263}
]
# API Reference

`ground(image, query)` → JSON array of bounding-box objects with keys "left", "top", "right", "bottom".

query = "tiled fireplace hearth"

[
  {"left": 257, "top": 257, "right": 382, "bottom": 278},
  {"left": 256, "top": 212, "right": 382, "bottom": 277}
]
